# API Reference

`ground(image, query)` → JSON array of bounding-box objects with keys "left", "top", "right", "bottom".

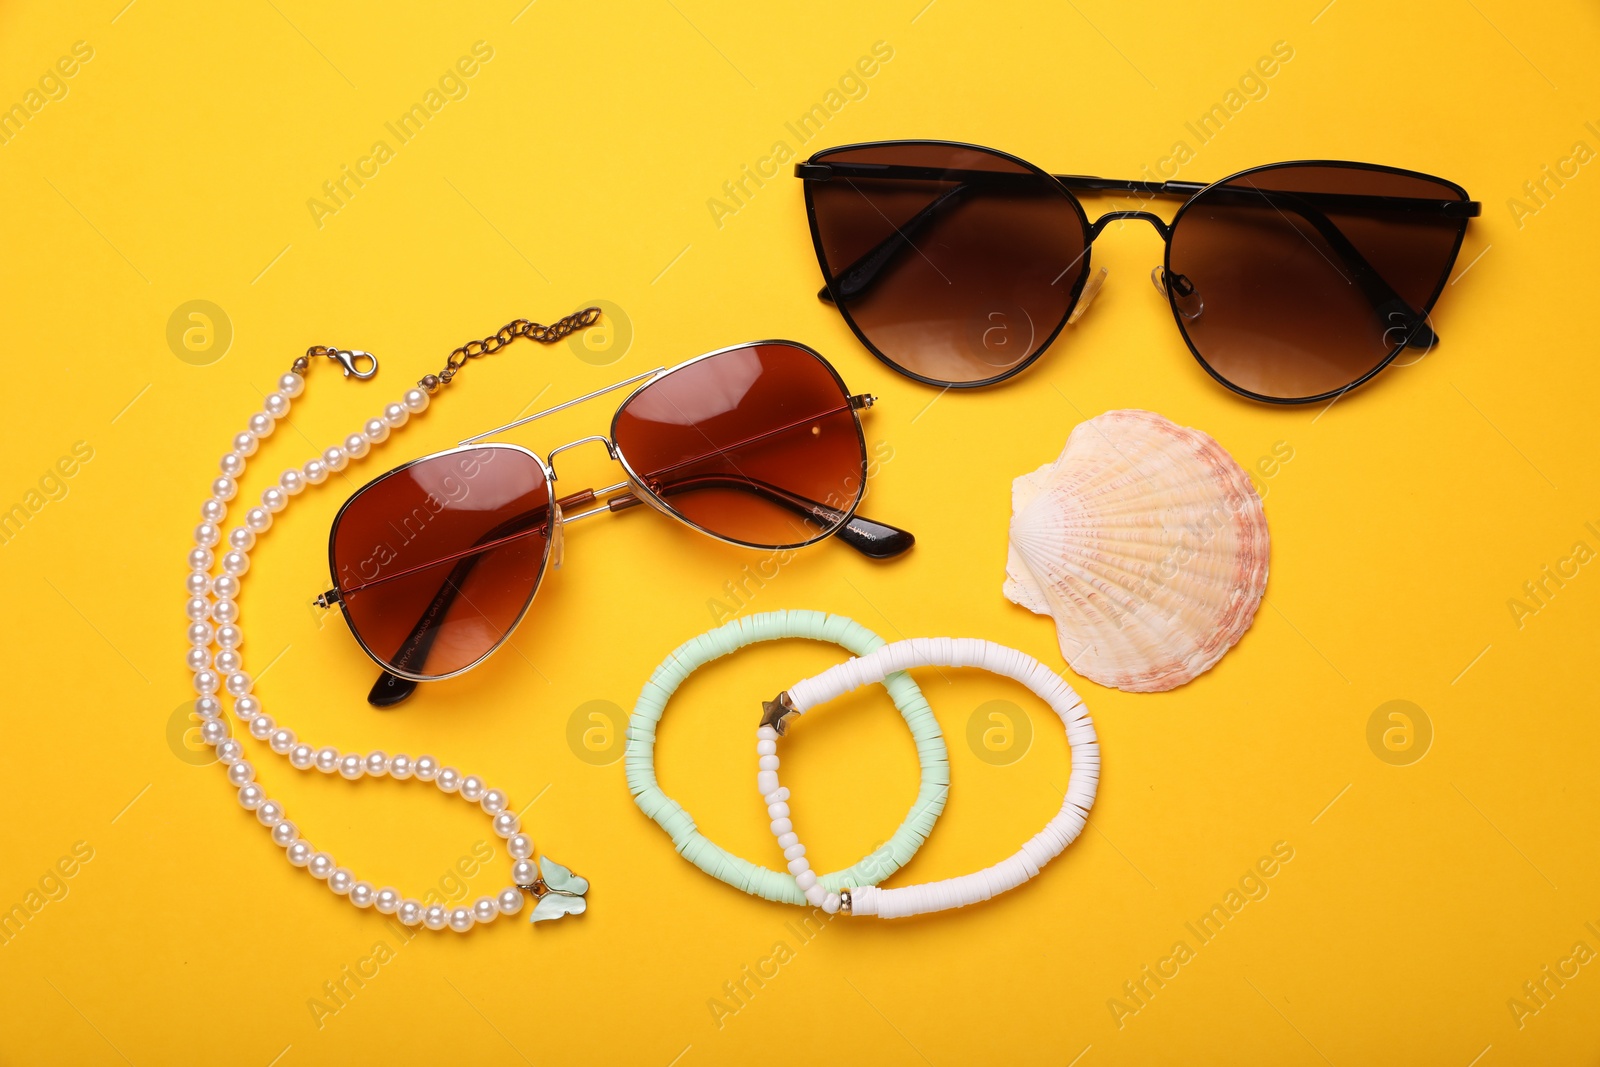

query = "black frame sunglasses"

[{"left": 796, "top": 139, "right": 1480, "bottom": 403}]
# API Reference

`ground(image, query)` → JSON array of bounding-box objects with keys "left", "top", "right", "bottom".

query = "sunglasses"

[
  {"left": 318, "top": 340, "right": 911, "bottom": 706},
  {"left": 797, "top": 140, "right": 1480, "bottom": 402}
]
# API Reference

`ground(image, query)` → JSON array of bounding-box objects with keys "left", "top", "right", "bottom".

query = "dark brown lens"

[
  {"left": 611, "top": 342, "right": 865, "bottom": 548},
  {"left": 1166, "top": 163, "right": 1470, "bottom": 401},
  {"left": 805, "top": 142, "right": 1091, "bottom": 386},
  {"left": 329, "top": 446, "right": 552, "bottom": 679}
]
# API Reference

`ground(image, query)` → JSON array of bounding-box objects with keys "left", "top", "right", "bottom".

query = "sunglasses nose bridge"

[
  {"left": 1088, "top": 210, "right": 1172, "bottom": 241},
  {"left": 545, "top": 434, "right": 618, "bottom": 482}
]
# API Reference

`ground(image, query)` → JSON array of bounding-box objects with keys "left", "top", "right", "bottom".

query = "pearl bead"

[
  {"left": 497, "top": 888, "right": 524, "bottom": 915},
  {"left": 511, "top": 860, "right": 538, "bottom": 887},
  {"left": 195, "top": 522, "right": 222, "bottom": 547},
  {"left": 219, "top": 452, "right": 245, "bottom": 478},
  {"left": 185, "top": 572, "right": 211, "bottom": 597},
  {"left": 388, "top": 754, "right": 413, "bottom": 780},
  {"left": 248, "top": 715, "right": 274, "bottom": 740},
  {"left": 338, "top": 754, "right": 364, "bottom": 780},
  {"left": 413, "top": 755, "right": 439, "bottom": 781},
  {"left": 220, "top": 550, "right": 248, "bottom": 576},
  {"left": 238, "top": 783, "right": 265, "bottom": 810},
  {"left": 227, "top": 527, "right": 255, "bottom": 552},
  {"left": 225, "top": 671, "right": 252, "bottom": 697},
  {"left": 287, "top": 841, "right": 314, "bottom": 867},
  {"left": 423, "top": 905, "right": 448, "bottom": 931},
  {"left": 185, "top": 647, "right": 212, "bottom": 672},
  {"left": 328, "top": 869, "right": 354, "bottom": 895},
  {"left": 256, "top": 800, "right": 284, "bottom": 826},
  {"left": 227, "top": 760, "right": 254, "bottom": 786},
  {"left": 213, "top": 648, "right": 241, "bottom": 674},
  {"left": 507, "top": 834, "right": 534, "bottom": 860},
  {"left": 244, "top": 507, "right": 272, "bottom": 532},
  {"left": 278, "top": 371, "right": 305, "bottom": 398},
  {"left": 480, "top": 789, "right": 507, "bottom": 815},
  {"left": 349, "top": 882, "right": 376, "bottom": 908},
  {"left": 272, "top": 821, "right": 297, "bottom": 847},
  {"left": 200, "top": 719, "right": 228, "bottom": 745},
  {"left": 215, "top": 624, "right": 242, "bottom": 649},
  {"left": 211, "top": 599, "right": 239, "bottom": 624},
  {"left": 473, "top": 897, "right": 498, "bottom": 924},
  {"left": 261, "top": 487, "right": 287, "bottom": 514},
  {"left": 193, "top": 670, "right": 220, "bottom": 695},
  {"left": 435, "top": 768, "right": 461, "bottom": 793},
  {"left": 185, "top": 597, "right": 211, "bottom": 622},
  {"left": 382, "top": 402, "right": 408, "bottom": 429},
  {"left": 216, "top": 739, "right": 244, "bottom": 764},
  {"left": 269, "top": 728, "right": 295, "bottom": 754},
  {"left": 343, "top": 433, "right": 369, "bottom": 459},
  {"left": 234, "top": 694, "right": 261, "bottom": 720},
  {"left": 248, "top": 412, "right": 275, "bottom": 438},
  {"left": 194, "top": 696, "right": 222, "bottom": 720},
  {"left": 362, "top": 417, "right": 389, "bottom": 444},
  {"left": 363, "top": 751, "right": 389, "bottom": 777},
  {"left": 397, "top": 900, "right": 424, "bottom": 926},
  {"left": 402, "top": 388, "right": 430, "bottom": 413},
  {"left": 231, "top": 431, "right": 258, "bottom": 458},
  {"left": 280, "top": 469, "right": 306, "bottom": 496},
  {"left": 289, "top": 743, "right": 315, "bottom": 769},
  {"left": 374, "top": 887, "right": 401, "bottom": 914},
  {"left": 188, "top": 546, "right": 213, "bottom": 571},
  {"left": 448, "top": 907, "right": 473, "bottom": 933},
  {"left": 200, "top": 498, "right": 227, "bottom": 524},
  {"left": 459, "top": 775, "right": 485, "bottom": 802},
  {"left": 315, "top": 747, "right": 340, "bottom": 773},
  {"left": 492, "top": 812, "right": 520, "bottom": 838},
  {"left": 211, "top": 476, "right": 238, "bottom": 503},
  {"left": 308, "top": 853, "right": 335, "bottom": 879},
  {"left": 323, "top": 445, "right": 348, "bottom": 472},
  {"left": 302, "top": 459, "right": 328, "bottom": 485},
  {"left": 263, "top": 392, "right": 291, "bottom": 419},
  {"left": 212, "top": 575, "right": 240, "bottom": 601}
]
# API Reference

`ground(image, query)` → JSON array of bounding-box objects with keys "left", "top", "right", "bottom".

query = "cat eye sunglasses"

[
  {"left": 797, "top": 139, "right": 1480, "bottom": 402},
  {"left": 317, "top": 340, "right": 912, "bottom": 706}
]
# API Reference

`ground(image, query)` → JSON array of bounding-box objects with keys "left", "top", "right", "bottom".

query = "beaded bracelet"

[
  {"left": 761, "top": 637, "right": 1099, "bottom": 918},
  {"left": 625, "top": 611, "right": 949, "bottom": 905}
]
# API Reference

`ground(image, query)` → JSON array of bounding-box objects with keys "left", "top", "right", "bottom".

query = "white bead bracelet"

[{"left": 759, "top": 637, "right": 1100, "bottom": 918}]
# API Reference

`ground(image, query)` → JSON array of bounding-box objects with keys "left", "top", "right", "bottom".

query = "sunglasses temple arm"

[{"left": 816, "top": 183, "right": 969, "bottom": 304}]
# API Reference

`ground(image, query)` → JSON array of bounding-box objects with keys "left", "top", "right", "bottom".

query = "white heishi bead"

[
  {"left": 245, "top": 506, "right": 272, "bottom": 532},
  {"left": 227, "top": 761, "right": 254, "bottom": 787},
  {"left": 757, "top": 726, "right": 778, "bottom": 740},
  {"left": 261, "top": 487, "right": 288, "bottom": 514},
  {"left": 211, "top": 598, "right": 239, "bottom": 624},
  {"left": 287, "top": 841, "right": 314, "bottom": 867},
  {"left": 194, "top": 696, "right": 222, "bottom": 720},
  {"left": 804, "top": 885, "right": 826, "bottom": 906},
  {"left": 200, "top": 719, "right": 228, "bottom": 745},
  {"left": 402, "top": 388, "right": 429, "bottom": 413},
  {"left": 413, "top": 755, "right": 439, "bottom": 781},
  {"left": 278, "top": 371, "right": 305, "bottom": 398},
  {"left": 397, "top": 900, "right": 424, "bottom": 926},
  {"left": 212, "top": 574, "right": 240, "bottom": 601},
  {"left": 459, "top": 775, "right": 485, "bottom": 802},
  {"left": 757, "top": 739, "right": 776, "bottom": 755},
  {"left": 766, "top": 787, "right": 790, "bottom": 803},
  {"left": 185, "top": 572, "right": 210, "bottom": 597},
  {"left": 234, "top": 694, "right": 261, "bottom": 721},
  {"left": 248, "top": 411, "right": 275, "bottom": 438},
  {"left": 382, "top": 402, "right": 408, "bottom": 428},
  {"left": 195, "top": 521, "right": 222, "bottom": 546},
  {"left": 473, "top": 897, "right": 498, "bottom": 924},
  {"left": 374, "top": 888, "right": 401, "bottom": 914},
  {"left": 783, "top": 843, "right": 806, "bottom": 861},
  {"left": 497, "top": 888, "right": 523, "bottom": 915},
  {"left": 256, "top": 801, "right": 284, "bottom": 826},
  {"left": 435, "top": 768, "right": 461, "bottom": 793},
  {"left": 238, "top": 783, "right": 266, "bottom": 811},
  {"left": 507, "top": 834, "right": 534, "bottom": 860},
  {"left": 759, "top": 755, "right": 780, "bottom": 771},
  {"left": 186, "top": 647, "right": 211, "bottom": 672},
  {"left": 349, "top": 882, "right": 376, "bottom": 908},
  {"left": 338, "top": 754, "right": 364, "bottom": 780},
  {"left": 303, "top": 458, "right": 328, "bottom": 485},
  {"left": 200, "top": 498, "right": 227, "bottom": 523},
  {"left": 480, "top": 789, "right": 507, "bottom": 815},
  {"left": 757, "top": 771, "right": 779, "bottom": 795},
  {"left": 315, "top": 747, "right": 340, "bottom": 773},
  {"left": 388, "top": 754, "right": 413, "bottom": 780},
  {"left": 767, "top": 802, "right": 790, "bottom": 820},
  {"left": 328, "top": 869, "right": 355, "bottom": 895},
  {"left": 263, "top": 391, "right": 290, "bottom": 419},
  {"left": 271, "top": 822, "right": 297, "bottom": 847},
  {"left": 343, "top": 433, "right": 369, "bottom": 459},
  {"left": 289, "top": 743, "right": 315, "bottom": 769},
  {"left": 323, "top": 445, "right": 348, "bottom": 472},
  {"left": 511, "top": 860, "right": 538, "bottom": 886},
  {"left": 219, "top": 452, "right": 245, "bottom": 478},
  {"left": 211, "top": 647, "right": 239, "bottom": 674},
  {"left": 777, "top": 832, "right": 799, "bottom": 849},
  {"left": 787, "top": 857, "right": 810, "bottom": 876},
  {"left": 232, "top": 431, "right": 258, "bottom": 458},
  {"left": 423, "top": 905, "right": 448, "bottom": 930},
  {"left": 269, "top": 728, "right": 295, "bottom": 754},
  {"left": 796, "top": 870, "right": 818, "bottom": 890},
  {"left": 185, "top": 597, "right": 211, "bottom": 622},
  {"left": 279, "top": 468, "right": 306, "bottom": 496},
  {"left": 215, "top": 623, "right": 243, "bottom": 649},
  {"left": 227, "top": 527, "right": 255, "bottom": 552},
  {"left": 216, "top": 739, "right": 244, "bottom": 764},
  {"left": 821, "top": 893, "right": 841, "bottom": 915},
  {"left": 211, "top": 476, "right": 238, "bottom": 502},
  {"left": 362, "top": 417, "right": 389, "bottom": 444},
  {"left": 491, "top": 812, "right": 519, "bottom": 838},
  {"left": 770, "top": 817, "right": 792, "bottom": 835}
]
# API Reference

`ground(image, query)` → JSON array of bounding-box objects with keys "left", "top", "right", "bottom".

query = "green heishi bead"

[{"left": 624, "top": 610, "right": 949, "bottom": 905}]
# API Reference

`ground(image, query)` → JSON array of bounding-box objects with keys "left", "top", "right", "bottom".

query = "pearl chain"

[{"left": 185, "top": 367, "right": 536, "bottom": 933}]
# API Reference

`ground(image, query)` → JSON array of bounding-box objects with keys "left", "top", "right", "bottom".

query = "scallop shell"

[{"left": 1004, "top": 409, "right": 1269, "bottom": 692}]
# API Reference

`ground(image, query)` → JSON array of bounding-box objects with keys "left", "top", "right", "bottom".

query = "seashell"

[{"left": 1004, "top": 409, "right": 1269, "bottom": 692}]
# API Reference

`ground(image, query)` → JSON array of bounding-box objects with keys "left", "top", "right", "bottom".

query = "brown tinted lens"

[
  {"left": 1167, "top": 163, "right": 1468, "bottom": 400},
  {"left": 330, "top": 446, "right": 551, "bottom": 679},
  {"left": 612, "top": 343, "right": 865, "bottom": 548},
  {"left": 806, "top": 143, "right": 1090, "bottom": 385}
]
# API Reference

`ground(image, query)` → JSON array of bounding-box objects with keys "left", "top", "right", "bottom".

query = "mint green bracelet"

[{"left": 625, "top": 610, "right": 949, "bottom": 904}]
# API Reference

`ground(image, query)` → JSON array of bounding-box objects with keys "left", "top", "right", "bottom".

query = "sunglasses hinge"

[
  {"left": 794, "top": 163, "right": 834, "bottom": 181},
  {"left": 848, "top": 393, "right": 876, "bottom": 410},
  {"left": 314, "top": 588, "right": 342, "bottom": 608}
]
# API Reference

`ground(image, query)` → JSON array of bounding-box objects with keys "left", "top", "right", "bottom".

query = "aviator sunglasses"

[
  {"left": 797, "top": 139, "right": 1481, "bottom": 402},
  {"left": 318, "top": 340, "right": 911, "bottom": 707}
]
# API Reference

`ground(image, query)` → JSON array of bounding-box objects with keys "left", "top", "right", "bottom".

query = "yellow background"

[{"left": 2, "top": 0, "right": 1597, "bottom": 1063}]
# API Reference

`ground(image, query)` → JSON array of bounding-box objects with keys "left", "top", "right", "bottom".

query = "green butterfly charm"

[{"left": 529, "top": 856, "right": 589, "bottom": 924}]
